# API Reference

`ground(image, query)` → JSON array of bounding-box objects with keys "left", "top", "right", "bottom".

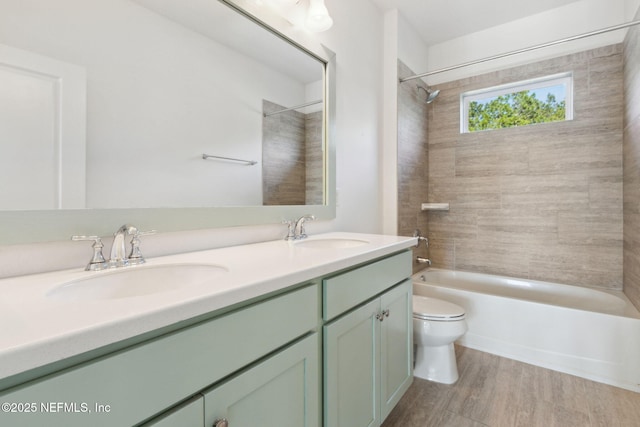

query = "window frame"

[{"left": 460, "top": 72, "right": 574, "bottom": 133}]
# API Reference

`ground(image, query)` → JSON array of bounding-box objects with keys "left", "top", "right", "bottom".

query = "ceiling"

[{"left": 369, "top": 0, "right": 582, "bottom": 46}]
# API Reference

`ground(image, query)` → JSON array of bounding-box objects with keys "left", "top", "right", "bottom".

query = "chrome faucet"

[
  {"left": 416, "top": 257, "right": 432, "bottom": 266},
  {"left": 72, "top": 224, "right": 155, "bottom": 271},
  {"left": 294, "top": 214, "right": 315, "bottom": 239},
  {"left": 413, "top": 229, "right": 429, "bottom": 248},
  {"left": 109, "top": 224, "right": 138, "bottom": 268},
  {"left": 284, "top": 214, "right": 316, "bottom": 240}
]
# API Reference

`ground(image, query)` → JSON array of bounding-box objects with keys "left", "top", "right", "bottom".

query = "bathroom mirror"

[{"left": 0, "top": 0, "right": 336, "bottom": 244}]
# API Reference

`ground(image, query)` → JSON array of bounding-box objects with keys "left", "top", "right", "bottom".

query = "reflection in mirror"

[
  {"left": 262, "top": 98, "right": 324, "bottom": 205},
  {"left": 0, "top": 0, "right": 325, "bottom": 210}
]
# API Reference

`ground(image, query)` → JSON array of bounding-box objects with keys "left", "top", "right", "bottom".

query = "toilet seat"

[{"left": 413, "top": 296, "right": 465, "bottom": 321}]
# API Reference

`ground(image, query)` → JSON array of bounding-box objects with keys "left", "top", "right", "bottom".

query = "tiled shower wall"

[
  {"left": 426, "top": 45, "right": 624, "bottom": 290},
  {"left": 305, "top": 111, "right": 324, "bottom": 205},
  {"left": 623, "top": 15, "right": 640, "bottom": 309},
  {"left": 262, "top": 100, "right": 323, "bottom": 205},
  {"left": 397, "top": 61, "right": 429, "bottom": 272}
]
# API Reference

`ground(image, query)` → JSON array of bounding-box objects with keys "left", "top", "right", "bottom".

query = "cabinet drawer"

[
  {"left": 0, "top": 284, "right": 319, "bottom": 427},
  {"left": 323, "top": 251, "right": 411, "bottom": 321},
  {"left": 141, "top": 396, "right": 203, "bottom": 427}
]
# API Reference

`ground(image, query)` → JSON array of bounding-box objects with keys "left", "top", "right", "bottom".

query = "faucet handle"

[
  {"left": 283, "top": 220, "right": 296, "bottom": 241},
  {"left": 71, "top": 235, "right": 108, "bottom": 271},
  {"left": 127, "top": 229, "right": 156, "bottom": 265},
  {"left": 413, "top": 229, "right": 429, "bottom": 248}
]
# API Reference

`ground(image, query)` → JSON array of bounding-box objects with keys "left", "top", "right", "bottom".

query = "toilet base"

[{"left": 414, "top": 342, "right": 460, "bottom": 384}]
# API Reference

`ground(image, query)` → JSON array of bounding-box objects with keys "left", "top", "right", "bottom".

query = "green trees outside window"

[
  {"left": 468, "top": 90, "right": 566, "bottom": 132},
  {"left": 461, "top": 73, "right": 572, "bottom": 133}
]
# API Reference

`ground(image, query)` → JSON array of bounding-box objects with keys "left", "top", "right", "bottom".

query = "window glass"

[{"left": 461, "top": 73, "right": 573, "bottom": 133}]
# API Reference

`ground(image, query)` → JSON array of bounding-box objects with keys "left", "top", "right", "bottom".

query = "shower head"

[{"left": 417, "top": 85, "right": 440, "bottom": 104}]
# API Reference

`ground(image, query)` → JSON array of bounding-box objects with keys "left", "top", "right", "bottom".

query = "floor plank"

[{"left": 381, "top": 346, "right": 640, "bottom": 427}]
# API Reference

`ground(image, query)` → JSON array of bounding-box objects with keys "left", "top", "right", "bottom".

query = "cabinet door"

[
  {"left": 379, "top": 279, "right": 413, "bottom": 421},
  {"left": 204, "top": 333, "right": 319, "bottom": 427},
  {"left": 142, "top": 396, "right": 204, "bottom": 427},
  {"left": 324, "top": 298, "right": 380, "bottom": 427}
]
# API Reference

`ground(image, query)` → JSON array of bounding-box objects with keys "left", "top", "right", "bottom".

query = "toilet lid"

[{"left": 413, "top": 296, "right": 465, "bottom": 321}]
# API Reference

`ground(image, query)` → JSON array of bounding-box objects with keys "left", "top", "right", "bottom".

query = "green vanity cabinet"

[
  {"left": 0, "top": 248, "right": 414, "bottom": 427},
  {"left": 0, "top": 283, "right": 319, "bottom": 427},
  {"left": 323, "top": 251, "right": 413, "bottom": 427},
  {"left": 203, "top": 333, "right": 320, "bottom": 427},
  {"left": 141, "top": 396, "right": 204, "bottom": 427},
  {"left": 378, "top": 280, "right": 414, "bottom": 419}
]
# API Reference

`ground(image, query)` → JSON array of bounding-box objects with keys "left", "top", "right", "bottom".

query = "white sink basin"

[
  {"left": 293, "top": 237, "right": 370, "bottom": 249},
  {"left": 46, "top": 264, "right": 228, "bottom": 301}
]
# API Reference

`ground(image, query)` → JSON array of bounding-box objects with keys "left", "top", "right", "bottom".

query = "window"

[{"left": 461, "top": 72, "right": 573, "bottom": 133}]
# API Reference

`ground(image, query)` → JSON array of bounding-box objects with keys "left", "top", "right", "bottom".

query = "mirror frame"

[{"left": 0, "top": 0, "right": 336, "bottom": 245}]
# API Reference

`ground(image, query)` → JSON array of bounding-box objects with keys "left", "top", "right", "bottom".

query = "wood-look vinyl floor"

[{"left": 382, "top": 346, "right": 640, "bottom": 427}]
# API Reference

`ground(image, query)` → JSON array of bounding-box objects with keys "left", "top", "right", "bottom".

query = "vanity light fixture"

[
  {"left": 305, "top": 0, "right": 333, "bottom": 32},
  {"left": 257, "top": 0, "right": 333, "bottom": 32}
]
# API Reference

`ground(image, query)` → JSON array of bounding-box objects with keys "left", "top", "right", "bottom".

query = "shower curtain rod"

[
  {"left": 263, "top": 99, "right": 323, "bottom": 117},
  {"left": 399, "top": 19, "right": 640, "bottom": 83}
]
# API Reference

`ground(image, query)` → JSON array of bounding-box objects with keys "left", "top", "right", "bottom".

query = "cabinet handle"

[
  {"left": 376, "top": 309, "right": 390, "bottom": 322},
  {"left": 213, "top": 418, "right": 229, "bottom": 427}
]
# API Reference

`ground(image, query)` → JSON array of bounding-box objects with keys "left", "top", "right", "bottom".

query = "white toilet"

[{"left": 413, "top": 295, "right": 467, "bottom": 384}]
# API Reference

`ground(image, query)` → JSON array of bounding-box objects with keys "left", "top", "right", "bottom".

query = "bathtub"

[{"left": 413, "top": 268, "right": 640, "bottom": 392}]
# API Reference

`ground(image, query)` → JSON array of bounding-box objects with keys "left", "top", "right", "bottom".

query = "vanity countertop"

[{"left": 0, "top": 232, "right": 415, "bottom": 380}]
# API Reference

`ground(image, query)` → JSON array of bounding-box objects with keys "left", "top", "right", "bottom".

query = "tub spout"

[{"left": 417, "top": 257, "right": 432, "bottom": 266}]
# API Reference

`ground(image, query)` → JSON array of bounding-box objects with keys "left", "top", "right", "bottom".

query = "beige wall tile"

[
  {"left": 529, "top": 244, "right": 622, "bottom": 289},
  {"left": 454, "top": 240, "right": 530, "bottom": 278},
  {"left": 428, "top": 212, "right": 477, "bottom": 240},
  {"left": 500, "top": 174, "right": 590, "bottom": 211},
  {"left": 623, "top": 17, "right": 640, "bottom": 309},
  {"left": 423, "top": 45, "right": 624, "bottom": 290},
  {"left": 528, "top": 133, "right": 622, "bottom": 176},
  {"left": 557, "top": 212, "right": 623, "bottom": 246},
  {"left": 427, "top": 238, "right": 455, "bottom": 270},
  {"left": 428, "top": 147, "right": 455, "bottom": 178},
  {"left": 262, "top": 100, "right": 309, "bottom": 205},
  {"left": 476, "top": 209, "right": 558, "bottom": 246},
  {"left": 589, "top": 175, "right": 623, "bottom": 210},
  {"left": 452, "top": 193, "right": 501, "bottom": 210}
]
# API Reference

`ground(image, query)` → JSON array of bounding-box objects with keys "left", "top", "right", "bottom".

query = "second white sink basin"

[
  {"left": 46, "top": 264, "right": 228, "bottom": 302},
  {"left": 293, "top": 237, "right": 370, "bottom": 249}
]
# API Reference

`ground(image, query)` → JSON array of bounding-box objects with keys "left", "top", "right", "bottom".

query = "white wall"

[
  {"left": 380, "top": 10, "right": 430, "bottom": 234},
  {"left": 426, "top": 0, "right": 630, "bottom": 85},
  {"left": 381, "top": 9, "right": 399, "bottom": 235},
  {"left": 397, "top": 14, "right": 429, "bottom": 81},
  {"left": 241, "top": 0, "right": 386, "bottom": 233},
  {"left": 312, "top": 0, "right": 385, "bottom": 233},
  {"left": 627, "top": 0, "right": 640, "bottom": 19}
]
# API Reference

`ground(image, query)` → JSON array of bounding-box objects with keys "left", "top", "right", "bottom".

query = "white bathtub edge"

[
  {"left": 413, "top": 271, "right": 640, "bottom": 393},
  {"left": 457, "top": 334, "right": 640, "bottom": 393}
]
